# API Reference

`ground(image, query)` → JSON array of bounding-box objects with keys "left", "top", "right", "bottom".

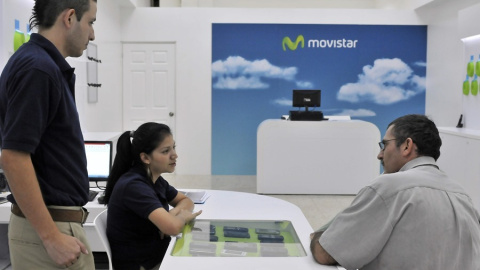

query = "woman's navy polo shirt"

[
  {"left": 0, "top": 33, "right": 88, "bottom": 206},
  {"left": 107, "top": 166, "right": 179, "bottom": 269}
]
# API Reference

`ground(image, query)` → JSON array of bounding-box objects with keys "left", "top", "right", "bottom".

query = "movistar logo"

[
  {"left": 283, "top": 34, "right": 359, "bottom": 51},
  {"left": 282, "top": 35, "right": 305, "bottom": 51}
]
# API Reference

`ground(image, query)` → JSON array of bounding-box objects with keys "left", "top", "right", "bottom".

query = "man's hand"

[
  {"left": 1, "top": 149, "right": 88, "bottom": 266},
  {"left": 42, "top": 232, "right": 89, "bottom": 267}
]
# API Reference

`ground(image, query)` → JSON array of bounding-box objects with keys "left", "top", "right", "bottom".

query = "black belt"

[{"left": 11, "top": 204, "right": 89, "bottom": 224}]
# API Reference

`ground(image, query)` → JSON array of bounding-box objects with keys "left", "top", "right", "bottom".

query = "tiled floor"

[{"left": 163, "top": 174, "right": 356, "bottom": 231}]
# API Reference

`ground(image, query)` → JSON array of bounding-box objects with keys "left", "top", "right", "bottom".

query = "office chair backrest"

[{"left": 94, "top": 209, "right": 113, "bottom": 270}]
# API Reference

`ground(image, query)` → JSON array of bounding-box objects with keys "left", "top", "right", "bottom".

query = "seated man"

[{"left": 310, "top": 114, "right": 480, "bottom": 270}]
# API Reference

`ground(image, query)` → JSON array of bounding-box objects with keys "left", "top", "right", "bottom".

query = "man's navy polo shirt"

[
  {"left": 107, "top": 166, "right": 179, "bottom": 269},
  {"left": 0, "top": 33, "right": 89, "bottom": 206}
]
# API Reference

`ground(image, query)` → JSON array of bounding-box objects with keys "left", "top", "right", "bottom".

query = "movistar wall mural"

[{"left": 212, "top": 24, "right": 427, "bottom": 175}]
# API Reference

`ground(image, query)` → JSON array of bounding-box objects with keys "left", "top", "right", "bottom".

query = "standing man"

[
  {"left": 0, "top": 0, "right": 97, "bottom": 268},
  {"left": 310, "top": 114, "right": 480, "bottom": 270}
]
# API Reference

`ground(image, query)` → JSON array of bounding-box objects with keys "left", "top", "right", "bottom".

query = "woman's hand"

[
  {"left": 176, "top": 209, "right": 202, "bottom": 224},
  {"left": 149, "top": 207, "right": 202, "bottom": 235},
  {"left": 169, "top": 207, "right": 180, "bottom": 216}
]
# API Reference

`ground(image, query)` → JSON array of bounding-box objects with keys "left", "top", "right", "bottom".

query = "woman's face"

[{"left": 146, "top": 134, "right": 178, "bottom": 176}]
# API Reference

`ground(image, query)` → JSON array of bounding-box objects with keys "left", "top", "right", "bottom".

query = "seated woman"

[{"left": 104, "top": 122, "right": 202, "bottom": 270}]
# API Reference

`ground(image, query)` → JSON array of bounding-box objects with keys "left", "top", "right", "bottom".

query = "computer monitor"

[
  {"left": 290, "top": 89, "right": 324, "bottom": 121},
  {"left": 84, "top": 141, "right": 112, "bottom": 182},
  {"left": 292, "top": 90, "right": 321, "bottom": 109}
]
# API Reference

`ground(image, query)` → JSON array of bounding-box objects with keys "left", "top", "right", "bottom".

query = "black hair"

[
  {"left": 103, "top": 122, "right": 172, "bottom": 205},
  {"left": 29, "top": 0, "right": 97, "bottom": 30},
  {"left": 388, "top": 114, "right": 442, "bottom": 161}
]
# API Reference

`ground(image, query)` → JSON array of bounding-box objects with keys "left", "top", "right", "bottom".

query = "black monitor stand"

[{"left": 289, "top": 106, "right": 325, "bottom": 121}]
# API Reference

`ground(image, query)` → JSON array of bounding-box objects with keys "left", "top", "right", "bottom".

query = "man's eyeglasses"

[{"left": 378, "top": 139, "right": 397, "bottom": 151}]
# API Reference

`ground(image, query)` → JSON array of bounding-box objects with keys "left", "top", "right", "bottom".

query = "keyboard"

[{"left": 88, "top": 190, "right": 99, "bottom": 201}]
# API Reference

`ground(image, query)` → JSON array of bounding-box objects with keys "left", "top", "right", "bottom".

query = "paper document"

[{"left": 180, "top": 190, "right": 209, "bottom": 204}]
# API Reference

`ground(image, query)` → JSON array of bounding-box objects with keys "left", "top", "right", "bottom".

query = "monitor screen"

[
  {"left": 292, "top": 90, "right": 321, "bottom": 108},
  {"left": 84, "top": 141, "right": 112, "bottom": 181}
]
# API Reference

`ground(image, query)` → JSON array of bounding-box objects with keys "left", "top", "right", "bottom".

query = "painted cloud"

[
  {"left": 334, "top": 108, "right": 376, "bottom": 117},
  {"left": 212, "top": 56, "right": 312, "bottom": 89},
  {"left": 337, "top": 58, "right": 426, "bottom": 105}
]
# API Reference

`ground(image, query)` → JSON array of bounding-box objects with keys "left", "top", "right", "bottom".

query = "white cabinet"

[{"left": 437, "top": 127, "right": 480, "bottom": 211}]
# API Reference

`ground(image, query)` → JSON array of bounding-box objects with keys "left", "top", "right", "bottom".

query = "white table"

[
  {"left": 0, "top": 190, "right": 338, "bottom": 269},
  {"left": 162, "top": 190, "right": 337, "bottom": 270},
  {"left": 257, "top": 119, "right": 381, "bottom": 194}
]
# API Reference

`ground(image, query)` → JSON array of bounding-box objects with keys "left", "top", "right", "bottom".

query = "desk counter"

[{"left": 257, "top": 119, "right": 381, "bottom": 194}]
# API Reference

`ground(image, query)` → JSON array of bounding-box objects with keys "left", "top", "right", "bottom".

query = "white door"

[{"left": 122, "top": 43, "right": 176, "bottom": 133}]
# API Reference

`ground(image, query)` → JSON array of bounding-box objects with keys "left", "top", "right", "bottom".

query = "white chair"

[{"left": 94, "top": 209, "right": 113, "bottom": 270}]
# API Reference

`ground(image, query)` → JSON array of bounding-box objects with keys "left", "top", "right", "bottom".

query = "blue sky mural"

[{"left": 212, "top": 24, "right": 427, "bottom": 175}]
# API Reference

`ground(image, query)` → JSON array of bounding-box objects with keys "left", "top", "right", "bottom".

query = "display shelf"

[{"left": 172, "top": 219, "right": 306, "bottom": 258}]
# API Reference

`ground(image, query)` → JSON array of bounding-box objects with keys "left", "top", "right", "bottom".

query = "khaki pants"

[{"left": 8, "top": 209, "right": 95, "bottom": 269}]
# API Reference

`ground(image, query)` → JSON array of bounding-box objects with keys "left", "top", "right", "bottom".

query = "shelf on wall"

[{"left": 438, "top": 127, "right": 480, "bottom": 140}]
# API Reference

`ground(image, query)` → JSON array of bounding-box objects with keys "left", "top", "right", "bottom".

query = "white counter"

[
  {"left": 257, "top": 119, "right": 381, "bottom": 194},
  {"left": 437, "top": 127, "right": 480, "bottom": 210}
]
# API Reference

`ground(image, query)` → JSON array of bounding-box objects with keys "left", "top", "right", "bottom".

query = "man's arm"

[
  {"left": 1, "top": 149, "right": 88, "bottom": 266},
  {"left": 310, "top": 231, "right": 337, "bottom": 265}
]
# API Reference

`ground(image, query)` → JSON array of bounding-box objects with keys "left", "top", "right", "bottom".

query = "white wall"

[
  {"left": 163, "top": 0, "right": 377, "bottom": 8},
  {"left": 458, "top": 2, "right": 480, "bottom": 129},
  {"left": 0, "top": 0, "right": 124, "bottom": 134},
  {"left": 118, "top": 7, "right": 425, "bottom": 175},
  {"left": 0, "top": 1, "right": 3, "bottom": 67},
  {"left": 0, "top": 0, "right": 35, "bottom": 69},
  {"left": 74, "top": 0, "right": 124, "bottom": 133},
  {"left": 417, "top": 0, "right": 480, "bottom": 129}
]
